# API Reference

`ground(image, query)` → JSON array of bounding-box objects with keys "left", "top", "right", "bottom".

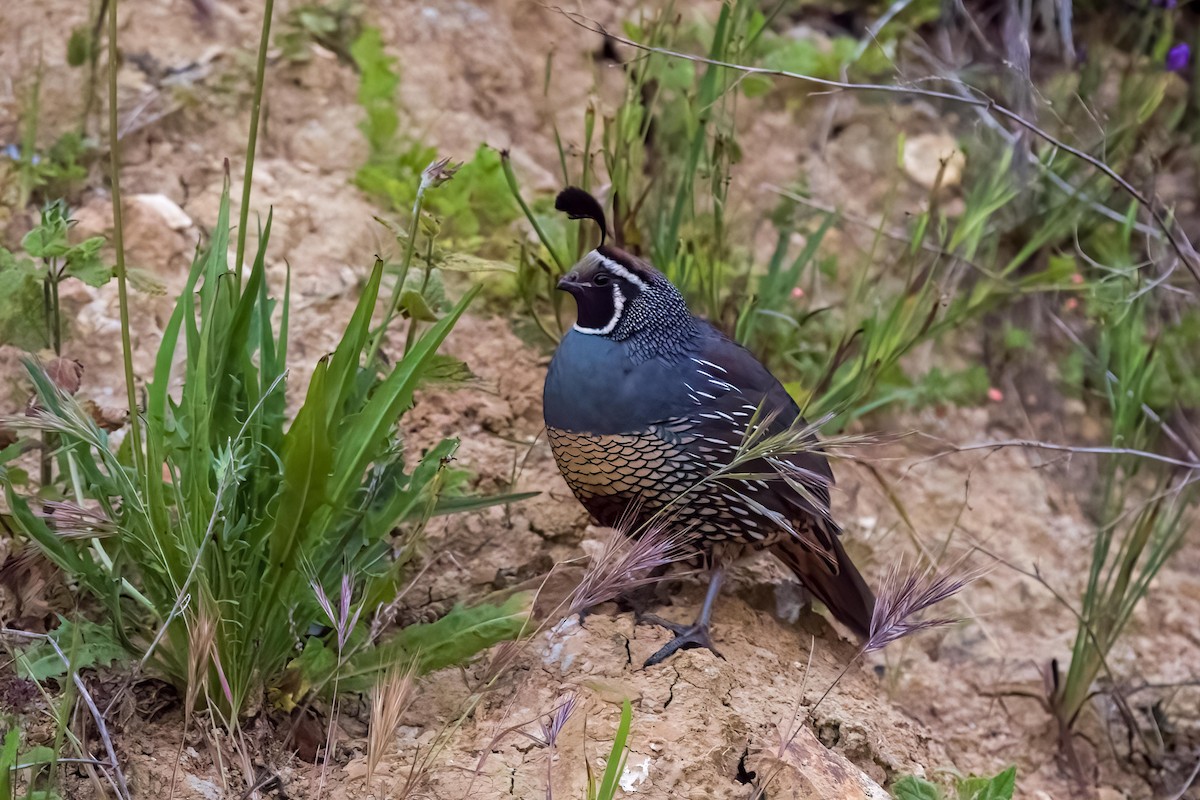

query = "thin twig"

[
  {"left": 106, "top": 0, "right": 145, "bottom": 484},
  {"left": 765, "top": 183, "right": 999, "bottom": 279},
  {"left": 912, "top": 435, "right": 1200, "bottom": 471},
  {"left": 550, "top": 7, "right": 1200, "bottom": 288}
]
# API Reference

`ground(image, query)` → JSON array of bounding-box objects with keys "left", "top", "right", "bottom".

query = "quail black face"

[{"left": 557, "top": 249, "right": 654, "bottom": 336}]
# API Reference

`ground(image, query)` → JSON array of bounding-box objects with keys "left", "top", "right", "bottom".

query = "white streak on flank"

[
  {"left": 696, "top": 391, "right": 717, "bottom": 400},
  {"left": 594, "top": 253, "right": 650, "bottom": 290},
  {"left": 573, "top": 284, "right": 626, "bottom": 336},
  {"left": 709, "top": 379, "right": 737, "bottom": 392},
  {"left": 692, "top": 358, "right": 728, "bottom": 373}
]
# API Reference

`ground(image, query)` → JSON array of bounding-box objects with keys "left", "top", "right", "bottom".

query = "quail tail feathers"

[{"left": 772, "top": 534, "right": 875, "bottom": 641}]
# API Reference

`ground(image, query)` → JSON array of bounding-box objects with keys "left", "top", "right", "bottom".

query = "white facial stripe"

[
  {"left": 574, "top": 285, "right": 626, "bottom": 336},
  {"left": 595, "top": 254, "right": 649, "bottom": 290}
]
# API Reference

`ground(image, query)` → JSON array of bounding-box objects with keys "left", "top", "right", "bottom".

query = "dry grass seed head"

[
  {"left": 566, "top": 515, "right": 693, "bottom": 617},
  {"left": 538, "top": 692, "right": 578, "bottom": 748},
  {"left": 34, "top": 500, "right": 116, "bottom": 540},
  {"left": 366, "top": 661, "right": 417, "bottom": 783},
  {"left": 866, "top": 559, "right": 986, "bottom": 652}
]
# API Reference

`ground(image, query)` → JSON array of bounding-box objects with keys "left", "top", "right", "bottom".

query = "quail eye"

[{"left": 593, "top": 273, "right": 611, "bottom": 286}]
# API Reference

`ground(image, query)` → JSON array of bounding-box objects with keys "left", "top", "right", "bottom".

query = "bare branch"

[{"left": 913, "top": 435, "right": 1200, "bottom": 471}]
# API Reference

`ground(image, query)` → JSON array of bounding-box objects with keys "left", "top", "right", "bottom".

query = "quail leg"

[{"left": 639, "top": 563, "right": 726, "bottom": 666}]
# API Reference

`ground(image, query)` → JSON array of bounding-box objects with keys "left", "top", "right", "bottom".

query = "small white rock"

[
  {"left": 902, "top": 132, "right": 965, "bottom": 190},
  {"left": 619, "top": 754, "right": 651, "bottom": 792},
  {"left": 131, "top": 193, "right": 193, "bottom": 231},
  {"left": 184, "top": 775, "right": 222, "bottom": 800}
]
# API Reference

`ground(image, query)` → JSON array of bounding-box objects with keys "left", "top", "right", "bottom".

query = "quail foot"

[{"left": 543, "top": 187, "right": 875, "bottom": 666}]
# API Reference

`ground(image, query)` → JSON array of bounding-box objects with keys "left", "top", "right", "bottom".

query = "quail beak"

[{"left": 557, "top": 273, "right": 584, "bottom": 292}]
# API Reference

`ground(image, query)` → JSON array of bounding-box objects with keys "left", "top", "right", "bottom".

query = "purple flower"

[
  {"left": 1153, "top": 0, "right": 1178, "bottom": 8},
  {"left": 1167, "top": 42, "right": 1191, "bottom": 72}
]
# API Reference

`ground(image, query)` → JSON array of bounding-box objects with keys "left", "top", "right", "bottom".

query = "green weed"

[
  {"left": 0, "top": 722, "right": 64, "bottom": 800},
  {"left": 275, "top": 0, "right": 363, "bottom": 65},
  {"left": 0, "top": 200, "right": 112, "bottom": 353},
  {"left": 350, "top": 29, "right": 519, "bottom": 244},
  {"left": 892, "top": 765, "right": 1016, "bottom": 800}
]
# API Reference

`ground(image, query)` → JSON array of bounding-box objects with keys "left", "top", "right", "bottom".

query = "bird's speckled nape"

[{"left": 589, "top": 247, "right": 697, "bottom": 362}]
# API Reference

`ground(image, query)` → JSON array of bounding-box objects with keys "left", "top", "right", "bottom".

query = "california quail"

[{"left": 543, "top": 187, "right": 875, "bottom": 666}]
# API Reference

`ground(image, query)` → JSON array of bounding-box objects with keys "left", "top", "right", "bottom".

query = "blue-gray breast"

[{"left": 543, "top": 187, "right": 874, "bottom": 663}]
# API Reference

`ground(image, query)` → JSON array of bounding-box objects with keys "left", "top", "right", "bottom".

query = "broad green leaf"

[
  {"left": 17, "top": 746, "right": 57, "bottom": 767},
  {"left": 0, "top": 261, "right": 46, "bottom": 349},
  {"left": 16, "top": 618, "right": 128, "bottom": 681},
  {"left": 400, "top": 288, "right": 438, "bottom": 321},
  {"left": 957, "top": 766, "right": 1016, "bottom": 800},
  {"left": 64, "top": 241, "right": 112, "bottom": 287},
  {"left": 0, "top": 728, "right": 19, "bottom": 798},
  {"left": 269, "top": 361, "right": 334, "bottom": 573},
  {"left": 891, "top": 775, "right": 943, "bottom": 800},
  {"left": 321, "top": 258, "right": 383, "bottom": 426},
  {"left": 340, "top": 592, "right": 531, "bottom": 689},
  {"left": 20, "top": 211, "right": 70, "bottom": 258}
]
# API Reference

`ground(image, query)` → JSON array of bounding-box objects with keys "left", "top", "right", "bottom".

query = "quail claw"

[{"left": 638, "top": 614, "right": 724, "bottom": 666}]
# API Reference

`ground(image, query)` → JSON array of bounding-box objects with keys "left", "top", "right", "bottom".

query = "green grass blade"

[{"left": 595, "top": 699, "right": 633, "bottom": 800}]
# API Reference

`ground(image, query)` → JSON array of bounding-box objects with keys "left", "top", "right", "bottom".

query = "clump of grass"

[
  {"left": 2, "top": 178, "right": 532, "bottom": 723},
  {"left": 0, "top": 0, "right": 534, "bottom": 745},
  {"left": 275, "top": 0, "right": 363, "bottom": 66},
  {"left": 1048, "top": 291, "right": 1199, "bottom": 747}
]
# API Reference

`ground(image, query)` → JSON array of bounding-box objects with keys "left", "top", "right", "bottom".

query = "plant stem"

[
  {"left": 50, "top": 264, "right": 62, "bottom": 355},
  {"left": 501, "top": 152, "right": 567, "bottom": 272},
  {"left": 106, "top": 0, "right": 145, "bottom": 480},
  {"left": 365, "top": 188, "right": 426, "bottom": 366},
  {"left": 233, "top": 0, "right": 276, "bottom": 291},
  {"left": 402, "top": 235, "right": 436, "bottom": 355}
]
